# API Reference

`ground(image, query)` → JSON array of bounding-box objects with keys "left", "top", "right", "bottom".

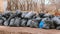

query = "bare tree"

[{"left": 41, "top": 0, "right": 45, "bottom": 12}]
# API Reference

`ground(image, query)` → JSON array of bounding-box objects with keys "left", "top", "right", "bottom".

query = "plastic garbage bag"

[
  {"left": 4, "top": 20, "right": 9, "bottom": 26},
  {"left": 30, "top": 20, "right": 39, "bottom": 28},
  {"left": 14, "top": 17, "right": 21, "bottom": 27},
  {"left": 0, "top": 19, "right": 4, "bottom": 25},
  {"left": 9, "top": 18, "right": 15, "bottom": 26},
  {"left": 21, "top": 19, "right": 27, "bottom": 27},
  {"left": 39, "top": 20, "right": 45, "bottom": 28},
  {"left": 56, "top": 26, "right": 60, "bottom": 30},
  {"left": 15, "top": 10, "right": 22, "bottom": 17},
  {"left": 39, "top": 13, "right": 45, "bottom": 18},
  {"left": 26, "top": 20, "right": 32, "bottom": 27},
  {"left": 21, "top": 12, "right": 28, "bottom": 18},
  {"left": 52, "top": 16, "right": 60, "bottom": 25},
  {"left": 25, "top": 12, "right": 36, "bottom": 19},
  {"left": 44, "top": 20, "right": 55, "bottom": 29}
]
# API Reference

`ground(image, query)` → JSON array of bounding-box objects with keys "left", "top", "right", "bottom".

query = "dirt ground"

[{"left": 0, "top": 26, "right": 60, "bottom": 34}]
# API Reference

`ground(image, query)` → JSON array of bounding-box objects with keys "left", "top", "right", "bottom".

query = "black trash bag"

[
  {"left": 56, "top": 26, "right": 60, "bottom": 30},
  {"left": 7, "top": 13, "right": 18, "bottom": 21},
  {"left": 1, "top": 17, "right": 6, "bottom": 21},
  {"left": 43, "top": 20, "right": 55, "bottom": 29},
  {"left": 52, "top": 16, "right": 60, "bottom": 29},
  {"left": 42, "top": 24, "right": 50, "bottom": 29},
  {"left": 2, "top": 12, "right": 13, "bottom": 19},
  {"left": 5, "top": 12, "right": 21, "bottom": 26},
  {"left": 41, "top": 19, "right": 50, "bottom": 29},
  {"left": 9, "top": 18, "right": 15, "bottom": 26},
  {"left": 39, "top": 13, "right": 45, "bottom": 18},
  {"left": 57, "top": 16, "right": 60, "bottom": 19},
  {"left": 21, "top": 12, "right": 28, "bottom": 18},
  {"left": 14, "top": 17, "right": 21, "bottom": 27},
  {"left": 26, "top": 20, "right": 32, "bottom": 27},
  {"left": 15, "top": 10, "right": 22, "bottom": 17},
  {"left": 40, "top": 18, "right": 54, "bottom": 29},
  {"left": 49, "top": 15, "right": 55, "bottom": 19},
  {"left": 3, "top": 13, "right": 15, "bottom": 26},
  {"left": 43, "top": 14, "right": 54, "bottom": 19},
  {"left": 30, "top": 19, "right": 39, "bottom": 28},
  {"left": 21, "top": 19, "right": 27, "bottom": 27},
  {"left": 0, "top": 14, "right": 2, "bottom": 17},
  {"left": 52, "top": 16, "right": 60, "bottom": 25},
  {"left": 0, "top": 19, "right": 4, "bottom": 25},
  {"left": 26, "top": 16, "right": 41, "bottom": 27},
  {"left": 35, "top": 16, "right": 41, "bottom": 22},
  {"left": 4, "top": 13, "right": 19, "bottom": 26},
  {"left": 4, "top": 20, "right": 9, "bottom": 26},
  {"left": 0, "top": 15, "right": 6, "bottom": 25},
  {"left": 43, "top": 13, "right": 51, "bottom": 17},
  {"left": 26, "top": 16, "right": 41, "bottom": 28},
  {"left": 25, "top": 12, "right": 36, "bottom": 19}
]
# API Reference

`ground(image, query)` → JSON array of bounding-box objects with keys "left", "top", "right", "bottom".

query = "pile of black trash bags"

[{"left": 0, "top": 11, "right": 60, "bottom": 30}]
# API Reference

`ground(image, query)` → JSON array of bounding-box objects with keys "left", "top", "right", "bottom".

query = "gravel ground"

[{"left": 0, "top": 26, "right": 60, "bottom": 34}]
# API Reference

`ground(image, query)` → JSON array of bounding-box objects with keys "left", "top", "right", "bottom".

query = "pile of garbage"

[{"left": 0, "top": 11, "right": 60, "bottom": 30}]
